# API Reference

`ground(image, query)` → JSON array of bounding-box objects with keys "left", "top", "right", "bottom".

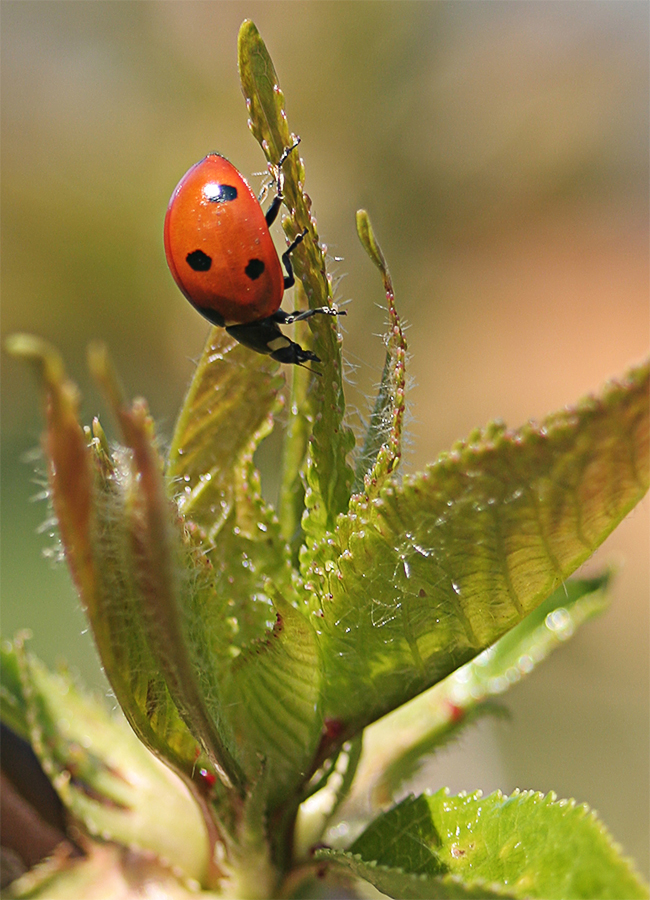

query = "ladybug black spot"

[
  {"left": 245, "top": 258, "right": 265, "bottom": 281},
  {"left": 186, "top": 250, "right": 212, "bottom": 271}
]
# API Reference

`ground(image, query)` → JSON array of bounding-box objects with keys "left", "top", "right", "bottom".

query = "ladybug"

[{"left": 164, "top": 145, "right": 343, "bottom": 365}]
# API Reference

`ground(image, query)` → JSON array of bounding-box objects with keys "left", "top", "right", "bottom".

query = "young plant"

[{"left": 3, "top": 20, "right": 648, "bottom": 900}]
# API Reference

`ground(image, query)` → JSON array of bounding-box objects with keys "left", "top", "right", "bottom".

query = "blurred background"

[{"left": 2, "top": 1, "right": 648, "bottom": 877}]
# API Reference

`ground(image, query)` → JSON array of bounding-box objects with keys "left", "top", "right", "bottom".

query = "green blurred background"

[{"left": 2, "top": 1, "right": 648, "bottom": 876}]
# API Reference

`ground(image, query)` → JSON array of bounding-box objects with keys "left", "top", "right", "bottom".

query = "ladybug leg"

[
  {"left": 276, "top": 138, "right": 301, "bottom": 169},
  {"left": 264, "top": 193, "right": 282, "bottom": 228},
  {"left": 281, "top": 230, "right": 308, "bottom": 290},
  {"left": 264, "top": 139, "right": 301, "bottom": 227},
  {"left": 273, "top": 306, "right": 344, "bottom": 325},
  {"left": 276, "top": 227, "right": 346, "bottom": 324},
  {"left": 270, "top": 341, "right": 320, "bottom": 366},
  {"left": 226, "top": 318, "right": 320, "bottom": 365}
]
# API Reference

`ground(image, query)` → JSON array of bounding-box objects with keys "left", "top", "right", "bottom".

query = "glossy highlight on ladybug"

[{"left": 164, "top": 145, "right": 343, "bottom": 365}]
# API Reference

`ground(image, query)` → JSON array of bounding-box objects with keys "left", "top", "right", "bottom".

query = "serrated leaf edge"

[{"left": 316, "top": 846, "right": 513, "bottom": 897}]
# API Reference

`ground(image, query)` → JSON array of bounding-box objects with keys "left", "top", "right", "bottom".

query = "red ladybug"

[{"left": 164, "top": 147, "right": 342, "bottom": 365}]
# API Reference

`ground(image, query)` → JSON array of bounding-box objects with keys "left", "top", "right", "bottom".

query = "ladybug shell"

[{"left": 164, "top": 154, "right": 284, "bottom": 325}]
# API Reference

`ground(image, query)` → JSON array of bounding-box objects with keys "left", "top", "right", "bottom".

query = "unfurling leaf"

[{"left": 308, "top": 361, "right": 649, "bottom": 739}]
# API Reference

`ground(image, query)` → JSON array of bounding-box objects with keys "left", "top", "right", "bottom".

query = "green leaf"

[
  {"left": 88, "top": 343, "right": 246, "bottom": 796},
  {"left": 0, "top": 635, "right": 29, "bottom": 740},
  {"left": 353, "top": 210, "right": 407, "bottom": 497},
  {"left": 167, "top": 327, "right": 283, "bottom": 540},
  {"left": 6, "top": 336, "right": 206, "bottom": 789},
  {"left": 449, "top": 573, "right": 610, "bottom": 701},
  {"left": 222, "top": 592, "right": 322, "bottom": 811},
  {"left": 294, "top": 735, "right": 364, "bottom": 861},
  {"left": 4, "top": 336, "right": 94, "bottom": 618},
  {"left": 319, "top": 790, "right": 649, "bottom": 899},
  {"left": 352, "top": 794, "right": 446, "bottom": 878},
  {"left": 309, "top": 361, "right": 649, "bottom": 738},
  {"left": 164, "top": 329, "right": 323, "bottom": 808},
  {"left": 237, "top": 19, "right": 293, "bottom": 168},
  {"left": 88, "top": 437, "right": 216, "bottom": 779},
  {"left": 356, "top": 575, "right": 609, "bottom": 806},
  {"left": 317, "top": 853, "right": 513, "bottom": 900},
  {"left": 10, "top": 333, "right": 322, "bottom": 826},
  {"left": 0, "top": 637, "right": 209, "bottom": 885},
  {"left": 167, "top": 326, "right": 293, "bottom": 649},
  {"left": 238, "top": 20, "right": 354, "bottom": 549},
  {"left": 278, "top": 349, "right": 312, "bottom": 562}
]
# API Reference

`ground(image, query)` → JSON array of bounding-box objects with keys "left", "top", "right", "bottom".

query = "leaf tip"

[
  {"left": 238, "top": 18, "right": 259, "bottom": 44},
  {"left": 356, "top": 209, "right": 389, "bottom": 277},
  {"left": 88, "top": 340, "right": 126, "bottom": 416},
  {"left": 5, "top": 332, "right": 69, "bottom": 394}
]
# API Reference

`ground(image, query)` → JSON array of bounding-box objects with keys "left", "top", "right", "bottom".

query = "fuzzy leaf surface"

[
  {"left": 93, "top": 342, "right": 320, "bottom": 811},
  {"left": 278, "top": 346, "right": 312, "bottom": 560},
  {"left": 319, "top": 790, "right": 648, "bottom": 899},
  {"left": 309, "top": 361, "right": 649, "bottom": 735},
  {"left": 165, "top": 330, "right": 322, "bottom": 805},
  {"left": 7, "top": 336, "right": 204, "bottom": 785},
  {"left": 167, "top": 328, "right": 283, "bottom": 540},
  {"left": 239, "top": 20, "right": 354, "bottom": 549},
  {"left": 353, "top": 210, "right": 407, "bottom": 498},
  {"left": 221, "top": 594, "right": 322, "bottom": 810},
  {"left": 317, "top": 853, "right": 511, "bottom": 899},
  {"left": 88, "top": 345, "right": 245, "bottom": 794},
  {"left": 167, "top": 327, "right": 292, "bottom": 649}
]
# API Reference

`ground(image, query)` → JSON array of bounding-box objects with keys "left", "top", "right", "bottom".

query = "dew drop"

[
  {"left": 545, "top": 607, "right": 573, "bottom": 640},
  {"left": 487, "top": 675, "right": 509, "bottom": 694},
  {"left": 506, "top": 666, "right": 520, "bottom": 685},
  {"left": 518, "top": 653, "right": 534, "bottom": 674}
]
